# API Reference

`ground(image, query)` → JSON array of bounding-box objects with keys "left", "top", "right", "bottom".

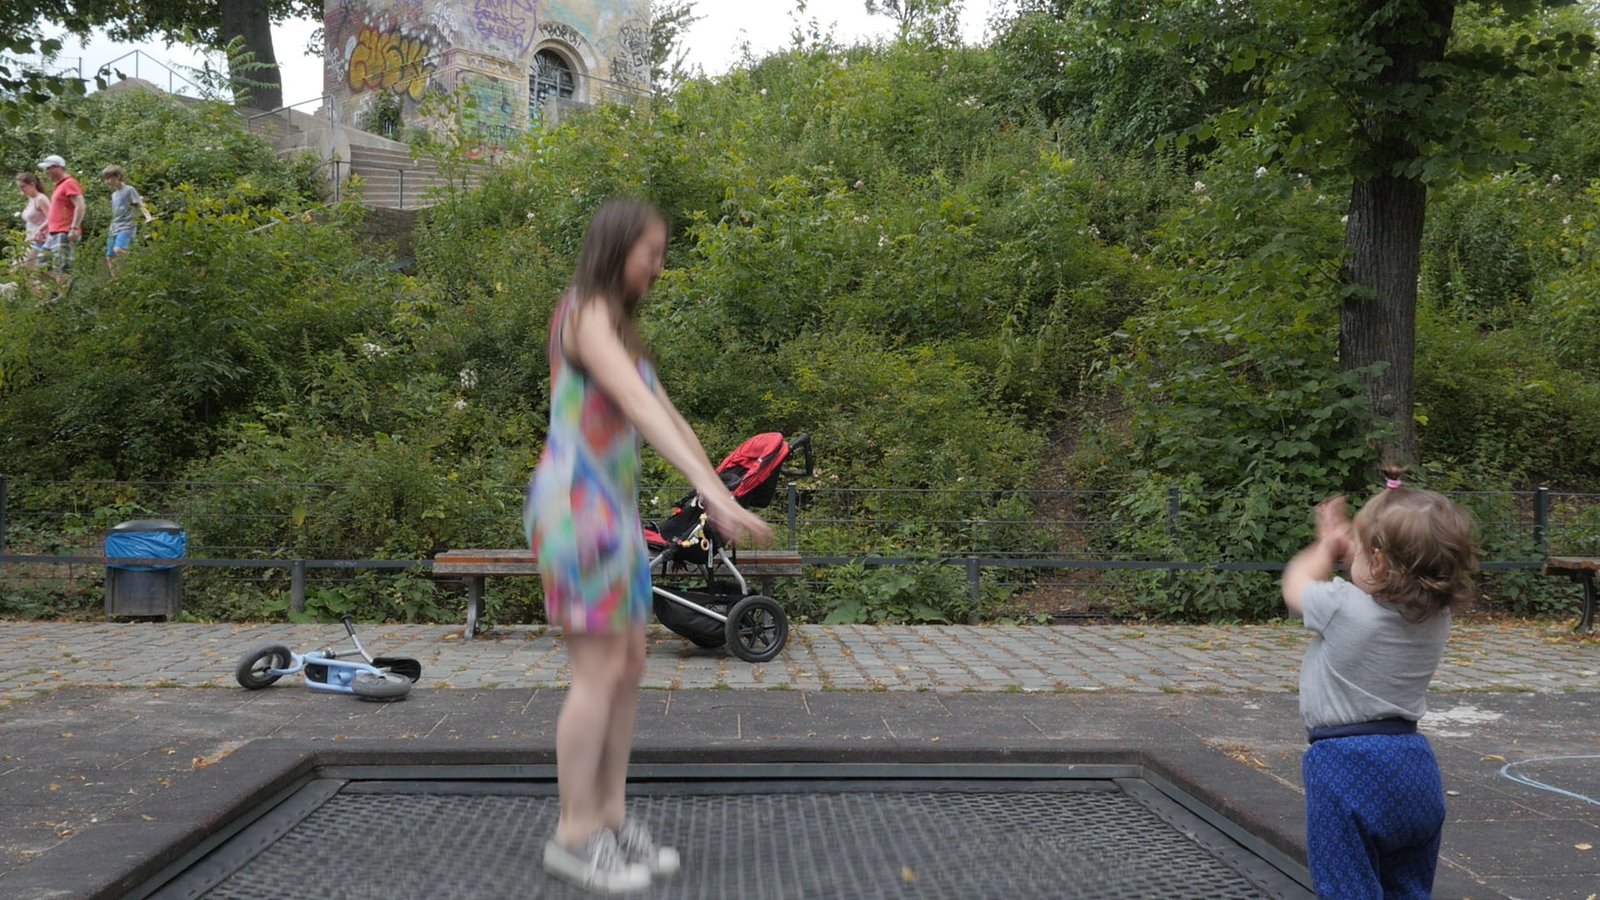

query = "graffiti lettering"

[
  {"left": 540, "top": 21, "right": 586, "bottom": 47},
  {"left": 609, "top": 21, "right": 649, "bottom": 87},
  {"left": 348, "top": 27, "right": 435, "bottom": 100},
  {"left": 471, "top": 0, "right": 541, "bottom": 58},
  {"left": 460, "top": 70, "right": 520, "bottom": 146}
]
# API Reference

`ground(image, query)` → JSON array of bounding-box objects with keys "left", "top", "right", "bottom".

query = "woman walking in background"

[
  {"left": 525, "top": 198, "right": 774, "bottom": 893},
  {"left": 15, "top": 173, "right": 50, "bottom": 268}
]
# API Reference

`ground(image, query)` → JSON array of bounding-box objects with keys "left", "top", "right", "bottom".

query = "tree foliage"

[
  {"left": 5, "top": 10, "right": 1600, "bottom": 622},
  {"left": 2, "top": 0, "right": 318, "bottom": 110}
]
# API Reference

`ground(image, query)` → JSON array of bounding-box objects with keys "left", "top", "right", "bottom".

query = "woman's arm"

[{"left": 569, "top": 300, "right": 772, "bottom": 544}]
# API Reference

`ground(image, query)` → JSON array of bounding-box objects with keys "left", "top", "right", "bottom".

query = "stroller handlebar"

[{"left": 780, "top": 433, "right": 814, "bottom": 479}]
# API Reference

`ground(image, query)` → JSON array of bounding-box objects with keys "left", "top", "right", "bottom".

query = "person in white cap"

[{"left": 38, "top": 154, "right": 85, "bottom": 283}]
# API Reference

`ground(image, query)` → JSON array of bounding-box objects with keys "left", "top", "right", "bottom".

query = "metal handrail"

[
  {"left": 96, "top": 49, "right": 213, "bottom": 99},
  {"left": 245, "top": 92, "right": 335, "bottom": 128}
]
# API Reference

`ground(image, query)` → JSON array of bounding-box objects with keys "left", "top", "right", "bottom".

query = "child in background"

[
  {"left": 101, "top": 165, "right": 152, "bottom": 276},
  {"left": 16, "top": 173, "right": 50, "bottom": 268},
  {"left": 1281, "top": 468, "right": 1478, "bottom": 898}
]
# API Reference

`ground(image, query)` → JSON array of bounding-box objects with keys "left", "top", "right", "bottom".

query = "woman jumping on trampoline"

[{"left": 524, "top": 198, "right": 774, "bottom": 893}]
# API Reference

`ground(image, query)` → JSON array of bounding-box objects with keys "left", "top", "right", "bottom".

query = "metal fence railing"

[{"left": 2, "top": 475, "right": 1597, "bottom": 620}]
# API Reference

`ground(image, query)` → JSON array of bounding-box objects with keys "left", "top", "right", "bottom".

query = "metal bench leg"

[
  {"left": 1579, "top": 573, "right": 1596, "bottom": 634},
  {"left": 466, "top": 576, "right": 484, "bottom": 639}
]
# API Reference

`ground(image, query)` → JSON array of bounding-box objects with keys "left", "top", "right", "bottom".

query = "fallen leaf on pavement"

[
  {"left": 1481, "top": 754, "right": 1507, "bottom": 763},
  {"left": 1576, "top": 843, "right": 1593, "bottom": 851}
]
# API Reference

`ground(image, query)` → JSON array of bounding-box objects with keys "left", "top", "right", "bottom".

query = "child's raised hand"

[{"left": 1314, "top": 496, "right": 1351, "bottom": 562}]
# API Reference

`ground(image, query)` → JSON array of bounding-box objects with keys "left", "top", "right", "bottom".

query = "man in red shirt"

[{"left": 38, "top": 154, "right": 85, "bottom": 283}]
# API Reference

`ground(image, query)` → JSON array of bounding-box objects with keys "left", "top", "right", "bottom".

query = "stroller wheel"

[{"left": 725, "top": 595, "right": 788, "bottom": 663}]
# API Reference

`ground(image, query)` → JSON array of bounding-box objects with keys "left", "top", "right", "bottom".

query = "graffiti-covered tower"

[{"left": 324, "top": 0, "right": 652, "bottom": 137}]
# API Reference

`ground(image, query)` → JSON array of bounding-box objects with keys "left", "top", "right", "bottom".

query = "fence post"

[
  {"left": 1533, "top": 487, "right": 1550, "bottom": 559},
  {"left": 290, "top": 559, "right": 307, "bottom": 613},
  {"left": 1166, "top": 485, "right": 1182, "bottom": 589},
  {"left": 965, "top": 556, "right": 981, "bottom": 611},
  {"left": 0, "top": 473, "right": 8, "bottom": 559},
  {"left": 786, "top": 483, "right": 799, "bottom": 550}
]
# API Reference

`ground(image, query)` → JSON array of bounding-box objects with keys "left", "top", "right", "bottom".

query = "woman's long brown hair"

[{"left": 568, "top": 198, "right": 664, "bottom": 360}]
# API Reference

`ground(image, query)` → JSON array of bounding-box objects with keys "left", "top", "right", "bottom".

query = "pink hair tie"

[{"left": 1385, "top": 478, "right": 1404, "bottom": 490}]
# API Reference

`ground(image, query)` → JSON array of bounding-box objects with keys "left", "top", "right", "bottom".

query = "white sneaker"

[
  {"left": 543, "top": 829, "right": 651, "bottom": 893},
  {"left": 615, "top": 819, "right": 681, "bottom": 877}
]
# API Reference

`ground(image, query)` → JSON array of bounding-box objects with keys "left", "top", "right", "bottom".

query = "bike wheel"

[
  {"left": 235, "top": 644, "right": 292, "bottom": 690},
  {"left": 725, "top": 595, "right": 788, "bottom": 663},
  {"left": 352, "top": 670, "right": 412, "bottom": 701}
]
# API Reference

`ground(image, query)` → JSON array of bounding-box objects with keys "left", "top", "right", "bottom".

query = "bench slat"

[{"left": 1545, "top": 557, "right": 1600, "bottom": 573}]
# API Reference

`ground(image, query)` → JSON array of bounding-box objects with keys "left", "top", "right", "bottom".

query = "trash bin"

[{"left": 104, "top": 518, "right": 187, "bottom": 619}]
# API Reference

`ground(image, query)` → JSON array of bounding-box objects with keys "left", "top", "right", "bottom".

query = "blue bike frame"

[{"left": 264, "top": 619, "right": 390, "bottom": 695}]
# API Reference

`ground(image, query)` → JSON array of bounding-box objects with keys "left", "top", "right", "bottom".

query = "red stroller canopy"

[{"left": 717, "top": 432, "right": 791, "bottom": 502}]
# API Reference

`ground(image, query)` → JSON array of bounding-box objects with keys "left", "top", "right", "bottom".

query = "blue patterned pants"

[{"left": 1303, "top": 733, "right": 1445, "bottom": 899}]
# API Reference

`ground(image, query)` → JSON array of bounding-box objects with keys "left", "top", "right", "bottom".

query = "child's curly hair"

[{"left": 1353, "top": 464, "right": 1479, "bottom": 622}]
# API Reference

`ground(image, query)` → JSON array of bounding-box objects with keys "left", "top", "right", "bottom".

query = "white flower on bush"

[
  {"left": 1563, "top": 215, "right": 1573, "bottom": 226},
  {"left": 452, "top": 398, "right": 468, "bottom": 411},
  {"left": 1254, "top": 166, "right": 1268, "bottom": 179},
  {"left": 459, "top": 368, "right": 478, "bottom": 390},
  {"left": 759, "top": 88, "right": 768, "bottom": 96},
  {"left": 1340, "top": 215, "right": 1349, "bottom": 224},
  {"left": 1551, "top": 173, "right": 1562, "bottom": 184},
  {"left": 360, "top": 342, "right": 388, "bottom": 359},
  {"left": 1193, "top": 181, "right": 1206, "bottom": 193}
]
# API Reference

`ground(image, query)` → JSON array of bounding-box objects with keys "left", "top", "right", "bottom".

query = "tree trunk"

[
  {"left": 219, "top": 0, "right": 282, "bottom": 111},
  {"left": 1340, "top": 175, "right": 1426, "bottom": 460},
  {"left": 1338, "top": 0, "right": 1455, "bottom": 463}
]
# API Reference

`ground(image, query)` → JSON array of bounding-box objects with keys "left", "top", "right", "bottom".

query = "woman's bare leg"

[
  {"left": 597, "top": 625, "right": 647, "bottom": 828},
  {"left": 554, "top": 631, "right": 630, "bottom": 849}
]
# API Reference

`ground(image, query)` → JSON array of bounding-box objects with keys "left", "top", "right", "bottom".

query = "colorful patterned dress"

[{"left": 524, "top": 293, "right": 655, "bottom": 633}]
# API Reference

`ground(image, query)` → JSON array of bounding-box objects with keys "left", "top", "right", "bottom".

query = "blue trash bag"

[{"left": 105, "top": 528, "right": 187, "bottom": 571}]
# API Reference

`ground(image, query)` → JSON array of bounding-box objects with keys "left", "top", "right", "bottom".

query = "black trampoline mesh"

[{"left": 172, "top": 780, "right": 1304, "bottom": 900}]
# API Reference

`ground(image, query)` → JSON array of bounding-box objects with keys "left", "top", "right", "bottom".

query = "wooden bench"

[
  {"left": 1542, "top": 557, "right": 1598, "bottom": 633},
  {"left": 432, "top": 548, "right": 805, "bottom": 638}
]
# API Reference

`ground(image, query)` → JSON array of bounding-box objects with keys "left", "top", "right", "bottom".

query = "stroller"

[{"left": 644, "top": 432, "right": 812, "bottom": 662}]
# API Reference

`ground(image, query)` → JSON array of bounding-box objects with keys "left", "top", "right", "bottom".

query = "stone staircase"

[
  {"left": 244, "top": 105, "right": 483, "bottom": 211},
  {"left": 110, "top": 75, "right": 481, "bottom": 212},
  {"left": 346, "top": 140, "right": 471, "bottom": 210}
]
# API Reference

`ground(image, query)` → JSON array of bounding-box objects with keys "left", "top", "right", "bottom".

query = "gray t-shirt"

[
  {"left": 109, "top": 185, "right": 143, "bottom": 235},
  {"left": 1298, "top": 577, "right": 1450, "bottom": 730}
]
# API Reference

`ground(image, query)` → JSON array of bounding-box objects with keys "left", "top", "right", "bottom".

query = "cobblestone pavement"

[{"left": 2, "top": 620, "right": 1595, "bottom": 705}]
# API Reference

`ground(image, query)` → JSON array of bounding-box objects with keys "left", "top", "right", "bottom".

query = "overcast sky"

[{"left": 43, "top": 1, "right": 1002, "bottom": 112}]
